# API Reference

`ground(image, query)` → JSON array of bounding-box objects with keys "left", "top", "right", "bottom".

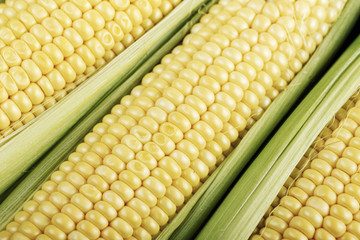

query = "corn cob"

[
  {"left": 0, "top": 0, "right": 181, "bottom": 138},
  {"left": 0, "top": 0, "right": 349, "bottom": 239},
  {"left": 253, "top": 91, "right": 360, "bottom": 240}
]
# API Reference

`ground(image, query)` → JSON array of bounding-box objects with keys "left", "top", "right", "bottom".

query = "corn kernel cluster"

[
  {"left": 0, "top": 0, "right": 346, "bottom": 239},
  {"left": 253, "top": 92, "right": 360, "bottom": 240},
  {"left": 0, "top": 0, "right": 181, "bottom": 138}
]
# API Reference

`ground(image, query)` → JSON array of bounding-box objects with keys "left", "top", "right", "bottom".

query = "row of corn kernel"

[
  {"left": 252, "top": 91, "right": 360, "bottom": 239},
  {"left": 0, "top": 0, "right": 181, "bottom": 138},
  {"left": 0, "top": 0, "right": 347, "bottom": 239}
]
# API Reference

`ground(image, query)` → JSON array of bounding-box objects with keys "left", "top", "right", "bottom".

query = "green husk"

[
  {"left": 165, "top": 1, "right": 360, "bottom": 239},
  {"left": 197, "top": 35, "right": 360, "bottom": 240},
  {"left": 0, "top": 0, "right": 212, "bottom": 195}
]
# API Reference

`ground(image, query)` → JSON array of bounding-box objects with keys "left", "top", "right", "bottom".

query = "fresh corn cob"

[
  {"left": 0, "top": 0, "right": 350, "bottom": 239},
  {"left": 253, "top": 91, "right": 360, "bottom": 240},
  {"left": 0, "top": 0, "right": 181, "bottom": 138}
]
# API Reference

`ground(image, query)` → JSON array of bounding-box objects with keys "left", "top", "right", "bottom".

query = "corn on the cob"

[
  {"left": 253, "top": 91, "right": 360, "bottom": 240},
  {"left": 0, "top": 0, "right": 181, "bottom": 138},
  {"left": 0, "top": 0, "right": 349, "bottom": 239}
]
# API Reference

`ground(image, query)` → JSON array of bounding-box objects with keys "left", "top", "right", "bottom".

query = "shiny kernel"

[
  {"left": 101, "top": 227, "right": 122, "bottom": 240},
  {"left": 32, "top": 51, "right": 53, "bottom": 75},
  {"left": 236, "top": 7, "right": 255, "bottom": 25},
  {"left": 114, "top": 11, "right": 133, "bottom": 34},
  {"left": 171, "top": 78, "right": 193, "bottom": 96},
  {"left": 74, "top": 161, "right": 94, "bottom": 179},
  {"left": 87, "top": 175, "right": 109, "bottom": 193},
  {"left": 147, "top": 107, "right": 167, "bottom": 124},
  {"left": 53, "top": 36, "right": 74, "bottom": 58},
  {"left": 306, "top": 196, "right": 329, "bottom": 216},
  {"left": 283, "top": 228, "right": 307, "bottom": 240},
  {"left": 152, "top": 133, "right": 175, "bottom": 155},
  {"left": 151, "top": 167, "right": 172, "bottom": 187},
  {"left": 347, "top": 221, "right": 360, "bottom": 238},
  {"left": 106, "top": 21, "right": 124, "bottom": 43},
  {"left": 86, "top": 38, "right": 106, "bottom": 59},
  {"left": 29, "top": 212, "right": 50, "bottom": 232},
  {"left": 330, "top": 204, "right": 353, "bottom": 225},
  {"left": 57, "top": 181, "right": 77, "bottom": 198},
  {"left": 51, "top": 213, "right": 75, "bottom": 234},
  {"left": 143, "top": 142, "right": 165, "bottom": 161},
  {"left": 96, "top": 29, "right": 115, "bottom": 50},
  {"left": 289, "top": 216, "right": 315, "bottom": 239},
  {"left": 142, "top": 216, "right": 160, "bottom": 235},
  {"left": 1, "top": 46, "right": 21, "bottom": 68},
  {"left": 102, "top": 191, "right": 124, "bottom": 211},
  {"left": 206, "top": 64, "right": 229, "bottom": 85},
  {"left": 191, "top": 86, "right": 214, "bottom": 108},
  {"left": 201, "top": 42, "right": 221, "bottom": 58},
  {"left": 337, "top": 158, "right": 357, "bottom": 175},
  {"left": 119, "top": 206, "right": 142, "bottom": 228},
  {"left": 77, "top": 220, "right": 100, "bottom": 240},
  {"left": 61, "top": 2, "right": 82, "bottom": 21},
  {"left": 126, "top": 5, "right": 143, "bottom": 26},
  {"left": 163, "top": 87, "right": 184, "bottom": 106},
  {"left": 95, "top": 1, "right": 115, "bottom": 21},
  {"left": 159, "top": 156, "right": 181, "bottom": 179},
  {"left": 86, "top": 210, "right": 108, "bottom": 230},
  {"left": 159, "top": 122, "right": 183, "bottom": 144},
  {"left": 136, "top": 187, "right": 157, "bottom": 208},
  {"left": 157, "top": 196, "right": 176, "bottom": 217},
  {"left": 50, "top": 9, "right": 71, "bottom": 29},
  {"left": 173, "top": 177, "right": 192, "bottom": 197},
  {"left": 323, "top": 216, "right": 346, "bottom": 238},
  {"left": 37, "top": 201, "right": 59, "bottom": 219},
  {"left": 49, "top": 192, "right": 69, "bottom": 209},
  {"left": 298, "top": 206, "right": 323, "bottom": 228},
  {"left": 110, "top": 181, "right": 134, "bottom": 205},
  {"left": 95, "top": 201, "right": 118, "bottom": 221},
  {"left": 119, "top": 170, "right": 141, "bottom": 190},
  {"left": 44, "top": 225, "right": 66, "bottom": 240},
  {"left": 1, "top": 99, "right": 21, "bottom": 121},
  {"left": 128, "top": 198, "right": 150, "bottom": 218},
  {"left": 143, "top": 176, "right": 166, "bottom": 198},
  {"left": 110, "top": 218, "right": 133, "bottom": 238},
  {"left": 288, "top": 187, "right": 308, "bottom": 205},
  {"left": 280, "top": 196, "right": 302, "bottom": 215},
  {"left": 112, "top": 143, "right": 135, "bottom": 163}
]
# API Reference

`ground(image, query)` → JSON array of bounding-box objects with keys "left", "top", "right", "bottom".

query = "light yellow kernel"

[
  {"left": 77, "top": 220, "right": 101, "bottom": 240},
  {"left": 119, "top": 206, "right": 142, "bottom": 228},
  {"left": 110, "top": 218, "right": 133, "bottom": 238},
  {"left": 87, "top": 175, "right": 109, "bottom": 193},
  {"left": 44, "top": 225, "right": 66, "bottom": 240},
  {"left": 173, "top": 177, "right": 192, "bottom": 197},
  {"left": 85, "top": 210, "right": 108, "bottom": 230}
]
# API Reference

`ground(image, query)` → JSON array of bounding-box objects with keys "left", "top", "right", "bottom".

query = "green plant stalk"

[
  {"left": 0, "top": 0, "right": 212, "bottom": 195},
  {"left": 197, "top": 35, "right": 360, "bottom": 240},
  {"left": 166, "top": 1, "right": 360, "bottom": 239},
  {"left": 0, "top": 5, "right": 209, "bottom": 229}
]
